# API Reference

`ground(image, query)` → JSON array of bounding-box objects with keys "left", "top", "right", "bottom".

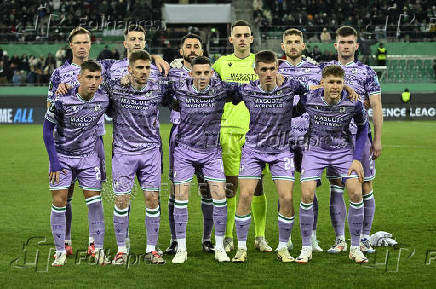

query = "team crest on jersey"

[
  {"left": 94, "top": 104, "right": 101, "bottom": 111},
  {"left": 72, "top": 106, "right": 77, "bottom": 111},
  {"left": 305, "top": 68, "right": 311, "bottom": 73},
  {"left": 352, "top": 68, "right": 358, "bottom": 74},
  {"left": 339, "top": 107, "right": 346, "bottom": 113},
  {"left": 145, "top": 92, "right": 152, "bottom": 97},
  {"left": 209, "top": 89, "right": 215, "bottom": 96},
  {"left": 228, "top": 62, "right": 232, "bottom": 67}
]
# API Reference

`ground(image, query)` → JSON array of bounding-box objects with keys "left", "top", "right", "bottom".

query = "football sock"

[
  {"left": 86, "top": 196, "right": 105, "bottom": 250},
  {"left": 329, "top": 185, "right": 346, "bottom": 237},
  {"left": 252, "top": 194, "right": 267, "bottom": 238},
  {"left": 168, "top": 196, "right": 176, "bottom": 241},
  {"left": 201, "top": 198, "right": 214, "bottom": 242},
  {"left": 174, "top": 200, "right": 188, "bottom": 249},
  {"left": 278, "top": 213, "right": 294, "bottom": 248},
  {"left": 51, "top": 204, "right": 66, "bottom": 252},
  {"left": 212, "top": 199, "right": 227, "bottom": 249},
  {"left": 225, "top": 196, "right": 237, "bottom": 239},
  {"left": 313, "top": 192, "right": 319, "bottom": 231},
  {"left": 113, "top": 205, "right": 129, "bottom": 249},
  {"left": 65, "top": 198, "right": 72, "bottom": 242},
  {"left": 299, "top": 202, "right": 314, "bottom": 247},
  {"left": 348, "top": 201, "right": 364, "bottom": 246},
  {"left": 235, "top": 213, "right": 251, "bottom": 247},
  {"left": 362, "top": 191, "right": 375, "bottom": 237},
  {"left": 145, "top": 205, "right": 160, "bottom": 252}
]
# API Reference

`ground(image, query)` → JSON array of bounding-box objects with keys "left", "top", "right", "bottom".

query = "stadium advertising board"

[{"left": 0, "top": 95, "right": 171, "bottom": 124}]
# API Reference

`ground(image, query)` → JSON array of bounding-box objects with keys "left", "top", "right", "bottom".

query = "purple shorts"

[
  {"left": 169, "top": 125, "right": 205, "bottom": 182},
  {"left": 301, "top": 147, "right": 358, "bottom": 182},
  {"left": 49, "top": 153, "right": 101, "bottom": 191},
  {"left": 173, "top": 145, "right": 225, "bottom": 184},
  {"left": 326, "top": 134, "right": 375, "bottom": 181},
  {"left": 112, "top": 147, "right": 161, "bottom": 194},
  {"left": 239, "top": 146, "right": 295, "bottom": 181}
]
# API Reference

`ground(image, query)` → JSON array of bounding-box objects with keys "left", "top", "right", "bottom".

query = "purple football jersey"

[
  {"left": 278, "top": 59, "right": 321, "bottom": 143},
  {"left": 173, "top": 78, "right": 230, "bottom": 151},
  {"left": 106, "top": 79, "right": 170, "bottom": 154},
  {"left": 320, "top": 60, "right": 381, "bottom": 134},
  {"left": 45, "top": 86, "right": 109, "bottom": 157},
  {"left": 301, "top": 89, "right": 367, "bottom": 151},
  {"left": 234, "top": 77, "right": 308, "bottom": 153},
  {"left": 106, "top": 58, "right": 161, "bottom": 81},
  {"left": 47, "top": 59, "right": 114, "bottom": 136}
]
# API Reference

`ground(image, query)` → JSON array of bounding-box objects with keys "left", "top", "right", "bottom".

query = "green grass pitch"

[{"left": 1, "top": 121, "right": 435, "bottom": 289}]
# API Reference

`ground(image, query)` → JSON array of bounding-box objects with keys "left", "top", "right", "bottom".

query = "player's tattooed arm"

[{"left": 151, "top": 54, "right": 170, "bottom": 76}]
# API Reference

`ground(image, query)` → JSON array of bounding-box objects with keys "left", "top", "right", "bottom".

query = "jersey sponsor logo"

[{"left": 226, "top": 72, "right": 257, "bottom": 82}]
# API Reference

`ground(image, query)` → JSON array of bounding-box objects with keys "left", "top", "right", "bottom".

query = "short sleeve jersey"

[
  {"left": 45, "top": 86, "right": 109, "bottom": 157},
  {"left": 213, "top": 53, "right": 257, "bottom": 134}
]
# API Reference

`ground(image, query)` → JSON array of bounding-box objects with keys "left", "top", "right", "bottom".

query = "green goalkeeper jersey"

[{"left": 213, "top": 53, "right": 258, "bottom": 134}]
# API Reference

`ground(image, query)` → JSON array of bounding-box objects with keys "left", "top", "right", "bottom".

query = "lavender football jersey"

[
  {"left": 45, "top": 86, "right": 109, "bottom": 157},
  {"left": 320, "top": 60, "right": 381, "bottom": 134},
  {"left": 234, "top": 77, "right": 308, "bottom": 153},
  {"left": 47, "top": 60, "right": 114, "bottom": 136},
  {"left": 173, "top": 78, "right": 232, "bottom": 151},
  {"left": 301, "top": 89, "right": 367, "bottom": 151},
  {"left": 107, "top": 79, "right": 170, "bottom": 154},
  {"left": 278, "top": 59, "right": 321, "bottom": 143},
  {"left": 106, "top": 58, "right": 161, "bottom": 81}
]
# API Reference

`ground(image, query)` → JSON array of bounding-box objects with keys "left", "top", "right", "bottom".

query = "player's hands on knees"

[
  {"left": 49, "top": 169, "right": 67, "bottom": 185},
  {"left": 371, "top": 140, "right": 382, "bottom": 160},
  {"left": 348, "top": 160, "right": 364, "bottom": 183},
  {"left": 56, "top": 83, "right": 72, "bottom": 95}
]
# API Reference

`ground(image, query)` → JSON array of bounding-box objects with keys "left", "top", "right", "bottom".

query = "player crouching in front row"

[
  {"left": 43, "top": 61, "right": 111, "bottom": 266},
  {"left": 295, "top": 65, "right": 369, "bottom": 264}
]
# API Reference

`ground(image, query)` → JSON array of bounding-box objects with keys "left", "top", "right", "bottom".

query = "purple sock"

[
  {"left": 96, "top": 136, "right": 106, "bottom": 182},
  {"left": 174, "top": 201, "right": 188, "bottom": 240},
  {"left": 313, "top": 193, "right": 319, "bottom": 231},
  {"left": 348, "top": 201, "right": 364, "bottom": 246},
  {"left": 329, "top": 185, "right": 346, "bottom": 237},
  {"left": 202, "top": 198, "right": 214, "bottom": 241},
  {"left": 278, "top": 214, "right": 295, "bottom": 243},
  {"left": 113, "top": 205, "right": 129, "bottom": 248},
  {"left": 235, "top": 214, "right": 251, "bottom": 241},
  {"left": 86, "top": 196, "right": 105, "bottom": 249},
  {"left": 51, "top": 205, "right": 66, "bottom": 252},
  {"left": 146, "top": 206, "right": 161, "bottom": 247},
  {"left": 168, "top": 197, "right": 176, "bottom": 240},
  {"left": 125, "top": 205, "right": 130, "bottom": 239},
  {"left": 362, "top": 191, "right": 375, "bottom": 236},
  {"left": 299, "top": 202, "right": 314, "bottom": 246},
  {"left": 212, "top": 200, "right": 227, "bottom": 237},
  {"left": 65, "top": 198, "right": 72, "bottom": 241}
]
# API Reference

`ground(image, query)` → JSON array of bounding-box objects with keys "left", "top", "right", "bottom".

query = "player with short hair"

[
  {"left": 43, "top": 60, "right": 110, "bottom": 266},
  {"left": 231, "top": 50, "right": 309, "bottom": 263},
  {"left": 170, "top": 56, "right": 236, "bottom": 263},
  {"left": 322, "top": 26, "right": 382, "bottom": 254},
  {"left": 108, "top": 50, "right": 170, "bottom": 265},
  {"left": 213, "top": 20, "right": 272, "bottom": 253},
  {"left": 295, "top": 65, "right": 369, "bottom": 264},
  {"left": 279, "top": 28, "right": 323, "bottom": 252},
  {"left": 166, "top": 33, "right": 216, "bottom": 255},
  {"left": 47, "top": 26, "right": 113, "bottom": 256}
]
